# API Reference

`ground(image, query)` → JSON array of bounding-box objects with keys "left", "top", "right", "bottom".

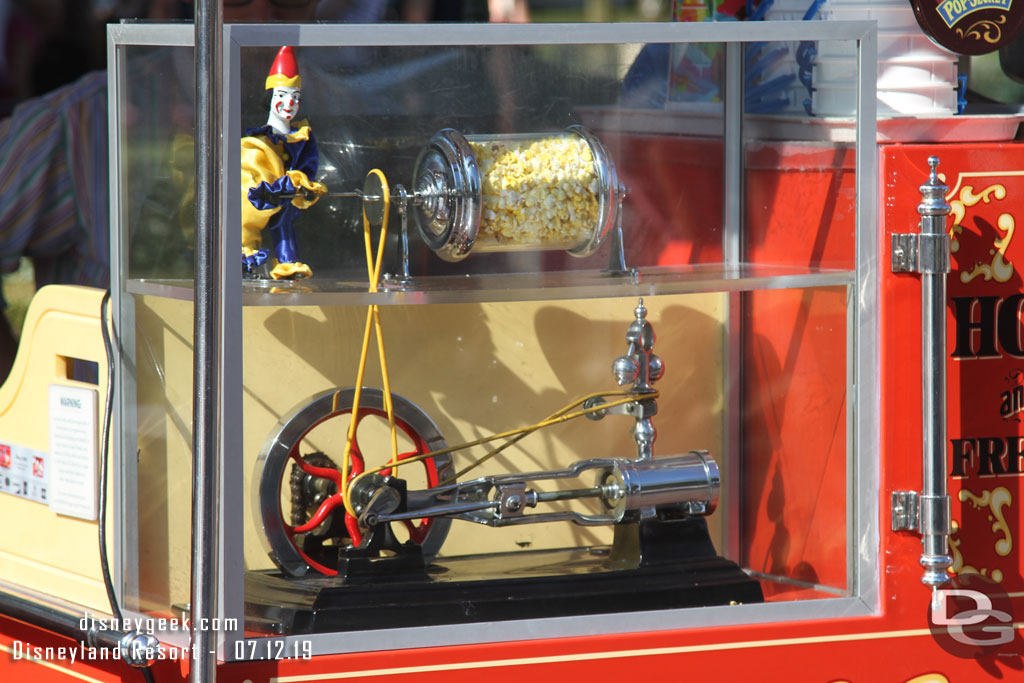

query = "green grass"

[{"left": 3, "top": 259, "right": 35, "bottom": 337}]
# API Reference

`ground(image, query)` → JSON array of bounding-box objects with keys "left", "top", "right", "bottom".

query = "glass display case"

[{"left": 107, "top": 20, "right": 877, "bottom": 659}]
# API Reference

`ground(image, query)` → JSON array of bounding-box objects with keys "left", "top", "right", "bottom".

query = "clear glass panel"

[
  {"left": 119, "top": 45, "right": 196, "bottom": 281},
  {"left": 231, "top": 38, "right": 853, "bottom": 636},
  {"left": 741, "top": 285, "right": 851, "bottom": 599},
  {"left": 116, "top": 43, "right": 196, "bottom": 618},
  {"left": 743, "top": 37, "right": 859, "bottom": 272},
  {"left": 243, "top": 294, "right": 731, "bottom": 632},
  {"left": 111, "top": 25, "right": 868, "bottom": 646},
  {"left": 127, "top": 294, "right": 194, "bottom": 616},
  {"left": 232, "top": 42, "right": 727, "bottom": 283}
]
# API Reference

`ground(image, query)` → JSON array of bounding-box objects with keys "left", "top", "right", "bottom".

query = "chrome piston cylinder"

[{"left": 600, "top": 451, "right": 720, "bottom": 523}]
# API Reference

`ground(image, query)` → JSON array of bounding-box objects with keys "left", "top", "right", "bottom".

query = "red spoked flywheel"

[{"left": 255, "top": 388, "right": 452, "bottom": 577}]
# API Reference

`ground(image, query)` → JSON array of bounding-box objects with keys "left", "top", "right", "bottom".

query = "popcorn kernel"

[{"left": 470, "top": 134, "right": 600, "bottom": 251}]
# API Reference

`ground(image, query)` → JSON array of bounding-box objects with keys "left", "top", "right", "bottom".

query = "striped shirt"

[{"left": 0, "top": 70, "right": 109, "bottom": 301}]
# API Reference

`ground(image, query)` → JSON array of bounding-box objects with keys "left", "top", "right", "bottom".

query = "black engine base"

[{"left": 245, "top": 517, "right": 764, "bottom": 635}]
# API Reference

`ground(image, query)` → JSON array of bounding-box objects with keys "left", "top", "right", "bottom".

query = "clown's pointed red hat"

[{"left": 266, "top": 46, "right": 301, "bottom": 90}]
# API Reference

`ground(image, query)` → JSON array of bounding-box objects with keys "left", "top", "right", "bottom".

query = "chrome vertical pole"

[
  {"left": 722, "top": 41, "right": 743, "bottom": 560},
  {"left": 191, "top": 1, "right": 222, "bottom": 681},
  {"left": 917, "top": 157, "right": 952, "bottom": 587},
  {"left": 723, "top": 42, "right": 742, "bottom": 266}
]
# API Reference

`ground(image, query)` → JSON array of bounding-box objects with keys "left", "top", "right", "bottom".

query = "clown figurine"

[{"left": 241, "top": 46, "right": 327, "bottom": 279}]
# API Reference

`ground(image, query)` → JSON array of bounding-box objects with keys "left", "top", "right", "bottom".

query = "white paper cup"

[
  {"left": 812, "top": 80, "right": 957, "bottom": 115},
  {"left": 877, "top": 84, "right": 958, "bottom": 113},
  {"left": 815, "top": 30, "right": 956, "bottom": 60},
  {"left": 878, "top": 59, "right": 958, "bottom": 87},
  {"left": 813, "top": 55, "right": 957, "bottom": 86}
]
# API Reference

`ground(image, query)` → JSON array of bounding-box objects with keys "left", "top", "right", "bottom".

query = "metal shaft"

[
  {"left": 191, "top": 1, "right": 222, "bottom": 680},
  {"left": 278, "top": 189, "right": 446, "bottom": 202},
  {"left": 534, "top": 487, "right": 604, "bottom": 503},
  {"left": 918, "top": 156, "right": 952, "bottom": 587}
]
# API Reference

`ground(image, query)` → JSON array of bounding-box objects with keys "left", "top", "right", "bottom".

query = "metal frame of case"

[{"left": 107, "top": 19, "right": 878, "bottom": 663}]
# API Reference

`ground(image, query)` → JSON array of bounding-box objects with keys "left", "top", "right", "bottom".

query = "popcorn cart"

[{"left": 1, "top": 14, "right": 1023, "bottom": 683}]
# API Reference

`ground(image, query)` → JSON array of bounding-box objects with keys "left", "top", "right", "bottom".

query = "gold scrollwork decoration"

[
  {"left": 948, "top": 519, "right": 1000, "bottom": 582},
  {"left": 961, "top": 487, "right": 1012, "bottom": 556},
  {"left": 955, "top": 14, "right": 1007, "bottom": 44},
  {"left": 950, "top": 182, "right": 1015, "bottom": 283},
  {"left": 960, "top": 184, "right": 1007, "bottom": 208},
  {"left": 949, "top": 487, "right": 1013, "bottom": 584},
  {"left": 949, "top": 182, "right": 1004, "bottom": 241}
]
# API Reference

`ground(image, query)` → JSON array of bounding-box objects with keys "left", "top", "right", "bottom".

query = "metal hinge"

[
  {"left": 892, "top": 490, "right": 951, "bottom": 534},
  {"left": 891, "top": 233, "right": 951, "bottom": 274},
  {"left": 891, "top": 490, "right": 919, "bottom": 531}
]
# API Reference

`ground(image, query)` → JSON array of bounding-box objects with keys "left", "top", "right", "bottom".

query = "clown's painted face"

[{"left": 270, "top": 86, "right": 301, "bottom": 122}]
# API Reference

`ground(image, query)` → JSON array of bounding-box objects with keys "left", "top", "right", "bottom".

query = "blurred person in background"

[
  {"left": 0, "top": 1, "right": 105, "bottom": 116},
  {"left": 488, "top": 0, "right": 529, "bottom": 22},
  {"left": 0, "top": 0, "right": 387, "bottom": 382}
]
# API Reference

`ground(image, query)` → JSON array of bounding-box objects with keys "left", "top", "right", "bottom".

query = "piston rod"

[{"left": 356, "top": 451, "right": 720, "bottom": 529}]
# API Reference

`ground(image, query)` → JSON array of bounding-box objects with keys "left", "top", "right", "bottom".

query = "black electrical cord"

[{"left": 99, "top": 291, "right": 156, "bottom": 683}]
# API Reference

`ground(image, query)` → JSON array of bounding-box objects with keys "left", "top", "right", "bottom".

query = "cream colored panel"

[
  {"left": 0, "top": 285, "right": 112, "bottom": 612},
  {"left": 129, "top": 291, "right": 726, "bottom": 611},
  {"left": 241, "top": 294, "right": 725, "bottom": 567}
]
